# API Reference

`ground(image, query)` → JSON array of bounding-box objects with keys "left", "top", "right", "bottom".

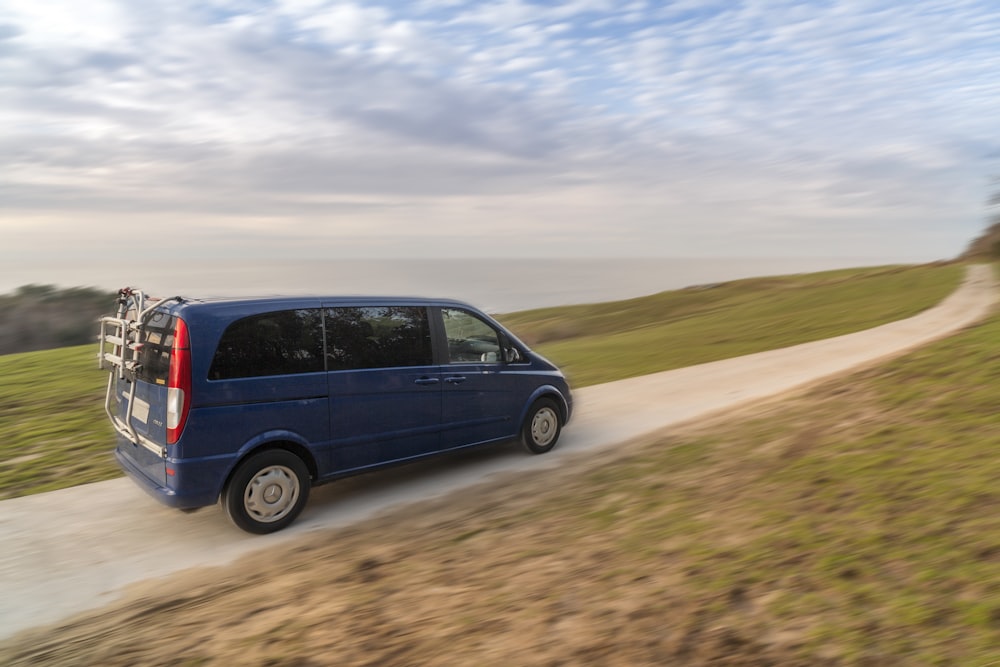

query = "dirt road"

[{"left": 0, "top": 264, "right": 994, "bottom": 641}]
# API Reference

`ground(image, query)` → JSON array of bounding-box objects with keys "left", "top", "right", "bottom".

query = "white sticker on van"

[{"left": 132, "top": 398, "right": 150, "bottom": 424}]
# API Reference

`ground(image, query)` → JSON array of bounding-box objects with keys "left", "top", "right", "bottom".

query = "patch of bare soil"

[{"left": 0, "top": 385, "right": 930, "bottom": 666}]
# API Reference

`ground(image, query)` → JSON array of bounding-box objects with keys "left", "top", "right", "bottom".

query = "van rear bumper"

[{"left": 115, "top": 448, "right": 219, "bottom": 509}]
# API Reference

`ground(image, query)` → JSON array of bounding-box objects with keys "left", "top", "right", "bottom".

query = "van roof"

[{"left": 151, "top": 294, "right": 481, "bottom": 314}]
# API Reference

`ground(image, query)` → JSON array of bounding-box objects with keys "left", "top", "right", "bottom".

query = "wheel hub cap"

[
  {"left": 244, "top": 465, "right": 299, "bottom": 523},
  {"left": 531, "top": 408, "right": 557, "bottom": 447}
]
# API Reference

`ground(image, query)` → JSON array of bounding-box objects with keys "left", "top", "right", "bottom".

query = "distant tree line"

[
  {"left": 0, "top": 285, "right": 116, "bottom": 356},
  {"left": 962, "top": 179, "right": 1000, "bottom": 260}
]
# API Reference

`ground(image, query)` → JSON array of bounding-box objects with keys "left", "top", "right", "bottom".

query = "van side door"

[
  {"left": 325, "top": 305, "right": 442, "bottom": 472},
  {"left": 436, "top": 307, "right": 521, "bottom": 448}
]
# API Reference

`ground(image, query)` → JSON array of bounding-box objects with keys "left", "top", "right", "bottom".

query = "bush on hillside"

[{"left": 0, "top": 285, "right": 115, "bottom": 355}]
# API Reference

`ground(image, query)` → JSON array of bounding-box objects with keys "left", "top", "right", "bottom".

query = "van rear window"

[
  {"left": 209, "top": 309, "right": 325, "bottom": 380},
  {"left": 137, "top": 310, "right": 177, "bottom": 385}
]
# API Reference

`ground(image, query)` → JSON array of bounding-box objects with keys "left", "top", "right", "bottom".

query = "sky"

[{"left": 2, "top": 0, "right": 999, "bottom": 263}]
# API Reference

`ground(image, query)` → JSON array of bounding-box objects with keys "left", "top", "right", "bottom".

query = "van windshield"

[{"left": 137, "top": 309, "right": 177, "bottom": 385}]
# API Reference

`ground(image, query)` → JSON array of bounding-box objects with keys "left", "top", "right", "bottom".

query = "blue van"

[{"left": 99, "top": 288, "right": 572, "bottom": 533}]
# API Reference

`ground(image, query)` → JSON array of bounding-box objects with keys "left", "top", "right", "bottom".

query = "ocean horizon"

[{"left": 2, "top": 257, "right": 914, "bottom": 314}]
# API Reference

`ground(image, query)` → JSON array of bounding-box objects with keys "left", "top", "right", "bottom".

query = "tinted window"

[
  {"left": 209, "top": 309, "right": 325, "bottom": 380},
  {"left": 442, "top": 308, "right": 501, "bottom": 363},
  {"left": 137, "top": 309, "right": 176, "bottom": 384},
  {"left": 326, "top": 306, "right": 432, "bottom": 370}
]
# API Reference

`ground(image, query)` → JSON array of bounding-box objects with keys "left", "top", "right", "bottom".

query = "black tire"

[
  {"left": 521, "top": 398, "right": 563, "bottom": 455},
  {"left": 223, "top": 449, "right": 310, "bottom": 534}
]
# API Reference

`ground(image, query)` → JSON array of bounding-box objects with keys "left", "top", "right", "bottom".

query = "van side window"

[
  {"left": 442, "top": 308, "right": 502, "bottom": 363},
  {"left": 325, "top": 306, "right": 432, "bottom": 370},
  {"left": 209, "top": 309, "right": 325, "bottom": 380}
]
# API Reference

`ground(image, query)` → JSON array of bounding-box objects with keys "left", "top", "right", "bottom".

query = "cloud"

[{"left": 0, "top": 0, "right": 996, "bottom": 263}]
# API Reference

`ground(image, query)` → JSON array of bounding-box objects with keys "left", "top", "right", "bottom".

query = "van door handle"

[
  {"left": 444, "top": 376, "right": 467, "bottom": 385},
  {"left": 414, "top": 377, "right": 440, "bottom": 386}
]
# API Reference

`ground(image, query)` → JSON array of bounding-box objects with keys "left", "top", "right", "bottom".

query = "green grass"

[
  {"left": 362, "top": 291, "right": 1000, "bottom": 662},
  {"left": 0, "top": 346, "right": 113, "bottom": 499},
  {"left": 573, "top": 300, "right": 1000, "bottom": 662},
  {"left": 500, "top": 263, "right": 963, "bottom": 386},
  {"left": 0, "top": 262, "right": 963, "bottom": 500}
]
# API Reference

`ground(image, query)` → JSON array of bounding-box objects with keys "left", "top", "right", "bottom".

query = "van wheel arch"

[
  {"left": 223, "top": 440, "right": 319, "bottom": 494},
  {"left": 522, "top": 391, "right": 568, "bottom": 425}
]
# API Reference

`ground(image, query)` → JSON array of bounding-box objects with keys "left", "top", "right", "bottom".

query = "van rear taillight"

[{"left": 166, "top": 317, "right": 191, "bottom": 444}]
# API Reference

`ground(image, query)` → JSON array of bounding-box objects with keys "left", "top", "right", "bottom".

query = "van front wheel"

[
  {"left": 223, "top": 449, "right": 310, "bottom": 534},
  {"left": 521, "top": 398, "right": 562, "bottom": 455}
]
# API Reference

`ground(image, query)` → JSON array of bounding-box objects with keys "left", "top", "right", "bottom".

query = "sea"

[{"left": 1, "top": 257, "right": 900, "bottom": 314}]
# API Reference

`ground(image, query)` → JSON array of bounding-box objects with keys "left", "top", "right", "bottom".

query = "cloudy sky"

[{"left": 2, "top": 0, "right": 999, "bottom": 263}]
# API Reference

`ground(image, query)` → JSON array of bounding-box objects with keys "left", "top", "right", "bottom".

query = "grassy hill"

[
  {"left": 0, "top": 262, "right": 962, "bottom": 500},
  {"left": 1, "top": 261, "right": 996, "bottom": 666},
  {"left": 501, "top": 264, "right": 962, "bottom": 386}
]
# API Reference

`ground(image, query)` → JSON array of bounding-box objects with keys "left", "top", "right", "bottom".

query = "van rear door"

[{"left": 114, "top": 308, "right": 175, "bottom": 487}]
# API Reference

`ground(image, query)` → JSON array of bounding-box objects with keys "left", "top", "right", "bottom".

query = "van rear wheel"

[
  {"left": 224, "top": 449, "right": 310, "bottom": 534},
  {"left": 521, "top": 398, "right": 562, "bottom": 455}
]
